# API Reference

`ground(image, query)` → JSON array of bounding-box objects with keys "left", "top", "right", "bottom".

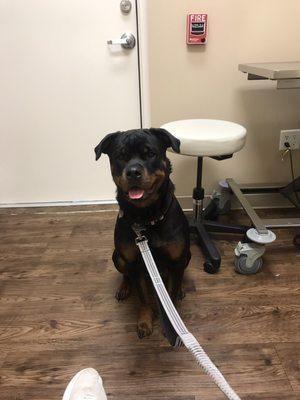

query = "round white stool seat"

[{"left": 161, "top": 119, "right": 247, "bottom": 157}]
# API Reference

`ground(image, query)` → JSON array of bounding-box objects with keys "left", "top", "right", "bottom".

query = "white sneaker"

[{"left": 62, "top": 368, "right": 107, "bottom": 400}]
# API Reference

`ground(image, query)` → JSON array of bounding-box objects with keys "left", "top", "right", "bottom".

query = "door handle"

[{"left": 107, "top": 33, "right": 136, "bottom": 49}]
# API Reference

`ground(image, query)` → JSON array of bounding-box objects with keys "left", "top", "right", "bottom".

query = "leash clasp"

[
  {"left": 132, "top": 223, "right": 148, "bottom": 244},
  {"left": 135, "top": 235, "right": 147, "bottom": 245}
]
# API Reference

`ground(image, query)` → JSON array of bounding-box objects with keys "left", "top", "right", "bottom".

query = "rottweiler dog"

[{"left": 95, "top": 128, "right": 191, "bottom": 339}]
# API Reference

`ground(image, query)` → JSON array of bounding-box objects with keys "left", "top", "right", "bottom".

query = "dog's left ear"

[
  {"left": 149, "top": 128, "right": 180, "bottom": 153},
  {"left": 94, "top": 131, "right": 120, "bottom": 161}
]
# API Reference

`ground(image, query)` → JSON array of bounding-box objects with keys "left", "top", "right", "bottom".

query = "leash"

[{"left": 133, "top": 224, "right": 241, "bottom": 400}]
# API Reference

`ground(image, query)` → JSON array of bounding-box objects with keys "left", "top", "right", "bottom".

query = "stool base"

[
  {"left": 189, "top": 157, "right": 249, "bottom": 274},
  {"left": 189, "top": 214, "right": 248, "bottom": 274}
]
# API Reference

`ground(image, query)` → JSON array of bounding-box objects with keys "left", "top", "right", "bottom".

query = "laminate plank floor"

[{"left": 0, "top": 206, "right": 299, "bottom": 400}]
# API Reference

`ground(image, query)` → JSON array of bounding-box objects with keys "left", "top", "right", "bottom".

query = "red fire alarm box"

[{"left": 186, "top": 13, "right": 208, "bottom": 45}]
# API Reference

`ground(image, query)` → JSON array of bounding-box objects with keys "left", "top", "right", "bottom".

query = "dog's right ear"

[
  {"left": 94, "top": 131, "right": 120, "bottom": 161},
  {"left": 149, "top": 128, "right": 180, "bottom": 153}
]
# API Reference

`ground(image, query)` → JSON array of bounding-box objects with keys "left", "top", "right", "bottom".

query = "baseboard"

[
  {"left": 0, "top": 199, "right": 117, "bottom": 209},
  {"left": 0, "top": 193, "right": 292, "bottom": 210},
  {"left": 178, "top": 193, "right": 293, "bottom": 211}
]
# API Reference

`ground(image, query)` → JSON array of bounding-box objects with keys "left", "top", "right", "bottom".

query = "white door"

[{"left": 0, "top": 0, "right": 142, "bottom": 204}]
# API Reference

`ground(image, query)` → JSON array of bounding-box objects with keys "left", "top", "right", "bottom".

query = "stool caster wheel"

[
  {"left": 234, "top": 254, "right": 263, "bottom": 275},
  {"left": 203, "top": 260, "right": 220, "bottom": 274},
  {"left": 293, "top": 235, "right": 300, "bottom": 248},
  {"left": 234, "top": 241, "right": 265, "bottom": 275}
]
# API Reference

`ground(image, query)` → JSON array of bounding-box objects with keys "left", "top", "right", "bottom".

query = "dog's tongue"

[{"left": 128, "top": 188, "right": 145, "bottom": 200}]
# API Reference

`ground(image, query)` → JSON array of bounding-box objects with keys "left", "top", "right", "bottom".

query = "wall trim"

[
  {"left": 136, "top": 0, "right": 151, "bottom": 128},
  {"left": 0, "top": 193, "right": 292, "bottom": 210},
  {"left": 0, "top": 199, "right": 117, "bottom": 209},
  {"left": 178, "top": 193, "right": 293, "bottom": 211}
]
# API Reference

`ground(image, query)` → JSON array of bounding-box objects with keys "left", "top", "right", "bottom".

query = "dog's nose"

[{"left": 126, "top": 166, "right": 142, "bottom": 180}]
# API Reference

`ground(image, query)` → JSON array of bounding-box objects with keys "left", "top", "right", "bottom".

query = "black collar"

[{"left": 118, "top": 186, "right": 174, "bottom": 230}]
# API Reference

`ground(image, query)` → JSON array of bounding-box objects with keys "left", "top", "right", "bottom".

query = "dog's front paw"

[
  {"left": 137, "top": 321, "right": 153, "bottom": 339},
  {"left": 137, "top": 306, "right": 153, "bottom": 339},
  {"left": 115, "top": 279, "right": 131, "bottom": 301},
  {"left": 171, "top": 287, "right": 185, "bottom": 302}
]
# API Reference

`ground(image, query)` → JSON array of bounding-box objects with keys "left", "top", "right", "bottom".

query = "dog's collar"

[{"left": 118, "top": 191, "right": 174, "bottom": 228}]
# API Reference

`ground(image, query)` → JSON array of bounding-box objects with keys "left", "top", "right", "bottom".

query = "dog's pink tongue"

[{"left": 128, "top": 189, "right": 145, "bottom": 200}]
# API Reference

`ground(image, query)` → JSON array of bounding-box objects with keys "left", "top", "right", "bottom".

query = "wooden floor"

[{"left": 0, "top": 205, "right": 299, "bottom": 400}]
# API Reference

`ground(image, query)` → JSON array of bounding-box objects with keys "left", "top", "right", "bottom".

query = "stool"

[{"left": 161, "top": 119, "right": 248, "bottom": 274}]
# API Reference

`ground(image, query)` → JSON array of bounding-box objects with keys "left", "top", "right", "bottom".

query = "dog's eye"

[
  {"left": 144, "top": 148, "right": 156, "bottom": 158},
  {"left": 148, "top": 151, "right": 156, "bottom": 158}
]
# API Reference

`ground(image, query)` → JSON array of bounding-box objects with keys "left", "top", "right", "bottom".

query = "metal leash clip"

[{"left": 132, "top": 223, "right": 147, "bottom": 244}]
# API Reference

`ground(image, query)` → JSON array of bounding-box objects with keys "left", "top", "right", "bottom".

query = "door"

[{"left": 0, "top": 0, "right": 141, "bottom": 204}]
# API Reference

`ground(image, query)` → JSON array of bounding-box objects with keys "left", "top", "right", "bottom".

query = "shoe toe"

[{"left": 63, "top": 368, "right": 107, "bottom": 400}]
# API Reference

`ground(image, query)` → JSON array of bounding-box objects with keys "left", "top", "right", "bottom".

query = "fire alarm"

[{"left": 186, "top": 14, "right": 208, "bottom": 45}]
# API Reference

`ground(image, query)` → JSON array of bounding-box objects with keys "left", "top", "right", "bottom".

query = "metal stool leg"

[{"left": 195, "top": 221, "right": 221, "bottom": 274}]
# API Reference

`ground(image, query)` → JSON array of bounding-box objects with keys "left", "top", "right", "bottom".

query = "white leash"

[{"left": 134, "top": 229, "right": 241, "bottom": 400}]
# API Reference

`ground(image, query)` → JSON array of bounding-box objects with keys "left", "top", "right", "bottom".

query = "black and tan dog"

[{"left": 95, "top": 128, "right": 191, "bottom": 339}]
